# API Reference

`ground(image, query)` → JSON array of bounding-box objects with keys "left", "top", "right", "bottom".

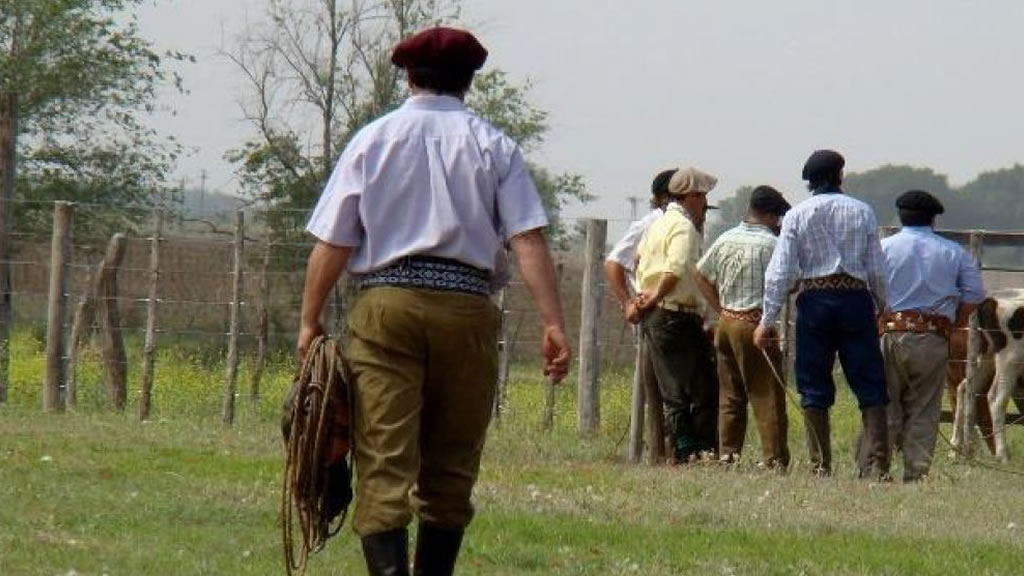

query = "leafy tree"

[
  {"left": 228, "top": 0, "right": 588, "bottom": 245},
  {"left": 0, "top": 0, "right": 188, "bottom": 399},
  {"left": 844, "top": 165, "right": 952, "bottom": 227},
  {"left": 706, "top": 185, "right": 754, "bottom": 243}
]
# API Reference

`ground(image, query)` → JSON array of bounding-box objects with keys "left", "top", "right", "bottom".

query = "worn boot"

[
  {"left": 803, "top": 408, "right": 831, "bottom": 477},
  {"left": 413, "top": 523, "right": 464, "bottom": 576},
  {"left": 361, "top": 528, "right": 410, "bottom": 576},
  {"left": 858, "top": 405, "right": 892, "bottom": 482}
]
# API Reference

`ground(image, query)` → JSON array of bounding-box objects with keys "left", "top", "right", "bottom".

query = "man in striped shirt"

[
  {"left": 753, "top": 149, "right": 891, "bottom": 480},
  {"left": 696, "top": 186, "right": 792, "bottom": 469}
]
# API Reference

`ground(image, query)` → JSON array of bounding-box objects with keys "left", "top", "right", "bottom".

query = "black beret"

[
  {"left": 391, "top": 27, "right": 488, "bottom": 72},
  {"left": 651, "top": 168, "right": 677, "bottom": 196},
  {"left": 749, "top": 185, "right": 791, "bottom": 216},
  {"left": 896, "top": 189, "right": 944, "bottom": 216},
  {"left": 801, "top": 149, "right": 845, "bottom": 181}
]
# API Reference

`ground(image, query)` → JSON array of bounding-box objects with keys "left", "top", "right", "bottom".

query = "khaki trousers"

[
  {"left": 345, "top": 287, "right": 499, "bottom": 536},
  {"left": 880, "top": 331, "right": 948, "bottom": 481},
  {"left": 715, "top": 317, "right": 790, "bottom": 466}
]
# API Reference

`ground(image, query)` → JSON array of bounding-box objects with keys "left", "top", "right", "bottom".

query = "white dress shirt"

[{"left": 306, "top": 94, "right": 549, "bottom": 274}]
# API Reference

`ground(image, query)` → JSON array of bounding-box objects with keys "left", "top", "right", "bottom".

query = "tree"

[
  {"left": 0, "top": 0, "right": 188, "bottom": 400},
  {"left": 705, "top": 186, "right": 753, "bottom": 244},
  {"left": 844, "top": 165, "right": 952, "bottom": 227},
  {"left": 228, "top": 0, "right": 588, "bottom": 244}
]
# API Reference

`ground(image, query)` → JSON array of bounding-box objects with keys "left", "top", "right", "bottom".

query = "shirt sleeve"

[
  {"left": 496, "top": 145, "right": 549, "bottom": 240},
  {"left": 696, "top": 239, "right": 719, "bottom": 284},
  {"left": 305, "top": 142, "right": 365, "bottom": 247},
  {"left": 606, "top": 218, "right": 648, "bottom": 270},
  {"left": 864, "top": 212, "right": 889, "bottom": 310},
  {"left": 662, "top": 223, "right": 689, "bottom": 278},
  {"left": 957, "top": 248, "right": 986, "bottom": 305},
  {"left": 762, "top": 214, "right": 798, "bottom": 326}
]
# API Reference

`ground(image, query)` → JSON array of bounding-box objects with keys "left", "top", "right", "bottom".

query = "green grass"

[{"left": 2, "top": 331, "right": 1024, "bottom": 575}]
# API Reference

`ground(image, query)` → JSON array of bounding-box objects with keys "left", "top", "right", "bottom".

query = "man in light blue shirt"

[{"left": 875, "top": 189, "right": 985, "bottom": 482}]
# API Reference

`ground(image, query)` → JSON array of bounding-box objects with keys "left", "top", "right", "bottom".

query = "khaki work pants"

[
  {"left": 345, "top": 287, "right": 499, "bottom": 536},
  {"left": 715, "top": 316, "right": 790, "bottom": 466},
  {"left": 880, "top": 331, "right": 948, "bottom": 481}
]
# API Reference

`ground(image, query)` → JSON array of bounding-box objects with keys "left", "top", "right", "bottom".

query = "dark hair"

[
  {"left": 649, "top": 168, "right": 677, "bottom": 208},
  {"left": 407, "top": 67, "right": 475, "bottom": 95},
  {"left": 806, "top": 171, "right": 842, "bottom": 191},
  {"left": 898, "top": 209, "right": 934, "bottom": 227}
]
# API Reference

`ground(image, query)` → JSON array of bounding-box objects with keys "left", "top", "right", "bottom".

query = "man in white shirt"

[
  {"left": 299, "top": 27, "right": 570, "bottom": 576},
  {"left": 604, "top": 169, "right": 675, "bottom": 463}
]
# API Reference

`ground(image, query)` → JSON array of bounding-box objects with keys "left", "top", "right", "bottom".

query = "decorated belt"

[
  {"left": 357, "top": 255, "right": 492, "bottom": 297},
  {"left": 657, "top": 301, "right": 699, "bottom": 315},
  {"left": 879, "top": 310, "right": 952, "bottom": 340},
  {"left": 801, "top": 273, "right": 867, "bottom": 291},
  {"left": 720, "top": 308, "right": 763, "bottom": 324}
]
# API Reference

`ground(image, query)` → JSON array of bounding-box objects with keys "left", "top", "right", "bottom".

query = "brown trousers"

[
  {"left": 345, "top": 287, "right": 499, "bottom": 536},
  {"left": 880, "top": 331, "right": 948, "bottom": 481},
  {"left": 715, "top": 317, "right": 790, "bottom": 466}
]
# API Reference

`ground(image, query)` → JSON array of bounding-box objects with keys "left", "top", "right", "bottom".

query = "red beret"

[{"left": 391, "top": 27, "right": 488, "bottom": 72}]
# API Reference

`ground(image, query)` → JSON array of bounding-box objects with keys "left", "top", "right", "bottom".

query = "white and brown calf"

[{"left": 951, "top": 289, "right": 1024, "bottom": 462}]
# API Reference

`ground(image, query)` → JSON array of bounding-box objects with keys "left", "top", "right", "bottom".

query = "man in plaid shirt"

[
  {"left": 696, "top": 186, "right": 792, "bottom": 469},
  {"left": 753, "top": 150, "right": 891, "bottom": 480}
]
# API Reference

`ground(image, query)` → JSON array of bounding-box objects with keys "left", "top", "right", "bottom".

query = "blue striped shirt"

[
  {"left": 880, "top": 227, "right": 986, "bottom": 321},
  {"left": 762, "top": 189, "right": 889, "bottom": 325}
]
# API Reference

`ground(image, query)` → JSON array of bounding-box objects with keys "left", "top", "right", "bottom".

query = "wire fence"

[{"left": 3, "top": 200, "right": 1024, "bottom": 447}]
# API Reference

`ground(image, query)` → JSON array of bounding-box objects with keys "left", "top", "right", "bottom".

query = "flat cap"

[
  {"left": 801, "top": 149, "right": 845, "bottom": 181},
  {"left": 651, "top": 168, "right": 678, "bottom": 196},
  {"left": 749, "top": 185, "right": 791, "bottom": 216},
  {"left": 667, "top": 167, "right": 717, "bottom": 196},
  {"left": 896, "top": 189, "right": 944, "bottom": 216},
  {"left": 391, "top": 27, "right": 488, "bottom": 71}
]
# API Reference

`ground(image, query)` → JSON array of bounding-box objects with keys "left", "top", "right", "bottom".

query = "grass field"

[{"left": 2, "top": 331, "right": 1024, "bottom": 575}]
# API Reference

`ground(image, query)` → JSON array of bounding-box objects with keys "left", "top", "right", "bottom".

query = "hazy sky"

[{"left": 138, "top": 0, "right": 1024, "bottom": 227}]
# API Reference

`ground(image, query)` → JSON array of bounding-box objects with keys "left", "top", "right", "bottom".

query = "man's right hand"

[
  {"left": 623, "top": 300, "right": 642, "bottom": 324},
  {"left": 542, "top": 325, "right": 571, "bottom": 383},
  {"left": 752, "top": 324, "right": 777, "bottom": 350},
  {"left": 296, "top": 320, "right": 325, "bottom": 363}
]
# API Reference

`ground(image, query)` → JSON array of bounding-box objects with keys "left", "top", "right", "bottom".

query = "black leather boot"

[
  {"left": 413, "top": 523, "right": 464, "bottom": 576},
  {"left": 858, "top": 405, "right": 892, "bottom": 482},
  {"left": 361, "top": 528, "right": 410, "bottom": 576},
  {"left": 803, "top": 408, "right": 831, "bottom": 476}
]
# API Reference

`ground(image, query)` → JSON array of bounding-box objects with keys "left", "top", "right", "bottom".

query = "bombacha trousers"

[
  {"left": 642, "top": 307, "right": 719, "bottom": 460},
  {"left": 345, "top": 287, "right": 499, "bottom": 536},
  {"left": 715, "top": 316, "right": 790, "bottom": 466},
  {"left": 880, "top": 331, "right": 949, "bottom": 481}
]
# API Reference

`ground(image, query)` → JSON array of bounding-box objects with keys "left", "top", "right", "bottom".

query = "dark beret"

[
  {"left": 801, "top": 149, "right": 845, "bottom": 181},
  {"left": 651, "top": 168, "right": 678, "bottom": 196},
  {"left": 749, "top": 185, "right": 791, "bottom": 216},
  {"left": 391, "top": 27, "right": 488, "bottom": 72},
  {"left": 896, "top": 189, "right": 944, "bottom": 216}
]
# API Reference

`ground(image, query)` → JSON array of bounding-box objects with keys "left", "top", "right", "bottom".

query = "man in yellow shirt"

[{"left": 636, "top": 167, "right": 719, "bottom": 463}]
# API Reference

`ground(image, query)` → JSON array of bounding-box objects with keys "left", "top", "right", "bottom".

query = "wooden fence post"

[
  {"left": 97, "top": 234, "right": 127, "bottom": 411},
  {"left": 578, "top": 219, "right": 607, "bottom": 436},
  {"left": 138, "top": 208, "right": 162, "bottom": 421},
  {"left": 250, "top": 235, "right": 271, "bottom": 407},
  {"left": 222, "top": 210, "right": 244, "bottom": 425},
  {"left": 493, "top": 281, "right": 510, "bottom": 426},
  {"left": 43, "top": 201, "right": 73, "bottom": 412},
  {"left": 627, "top": 328, "right": 645, "bottom": 463},
  {"left": 962, "top": 230, "right": 984, "bottom": 457}
]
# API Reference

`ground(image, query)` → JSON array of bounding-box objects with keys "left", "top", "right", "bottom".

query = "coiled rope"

[{"left": 281, "top": 335, "right": 353, "bottom": 575}]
